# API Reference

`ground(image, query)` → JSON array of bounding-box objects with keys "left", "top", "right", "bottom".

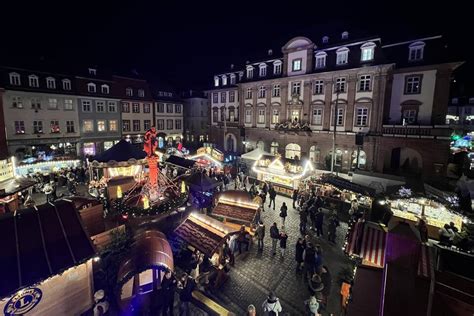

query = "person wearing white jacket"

[{"left": 262, "top": 291, "right": 282, "bottom": 315}]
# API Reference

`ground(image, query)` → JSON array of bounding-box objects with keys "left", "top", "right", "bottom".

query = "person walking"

[
  {"left": 279, "top": 228, "right": 288, "bottom": 257},
  {"left": 262, "top": 291, "right": 282, "bottom": 316},
  {"left": 270, "top": 222, "right": 280, "bottom": 256},
  {"left": 299, "top": 207, "right": 308, "bottom": 234},
  {"left": 255, "top": 221, "right": 265, "bottom": 251},
  {"left": 292, "top": 189, "right": 299, "bottom": 209},
  {"left": 327, "top": 212, "right": 340, "bottom": 243},
  {"left": 268, "top": 186, "right": 277, "bottom": 210},
  {"left": 304, "top": 295, "right": 320, "bottom": 316},
  {"left": 303, "top": 243, "right": 316, "bottom": 280},
  {"left": 295, "top": 237, "right": 305, "bottom": 272},
  {"left": 309, "top": 203, "right": 317, "bottom": 231},
  {"left": 161, "top": 269, "right": 177, "bottom": 316},
  {"left": 315, "top": 209, "right": 324, "bottom": 238},
  {"left": 178, "top": 273, "right": 195, "bottom": 316},
  {"left": 279, "top": 202, "right": 288, "bottom": 226}
]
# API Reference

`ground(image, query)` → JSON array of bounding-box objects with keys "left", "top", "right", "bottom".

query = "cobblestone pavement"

[{"left": 214, "top": 193, "right": 352, "bottom": 316}]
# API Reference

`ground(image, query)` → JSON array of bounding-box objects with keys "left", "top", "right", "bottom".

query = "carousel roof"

[
  {"left": 0, "top": 200, "right": 96, "bottom": 298},
  {"left": 90, "top": 139, "right": 146, "bottom": 165}
]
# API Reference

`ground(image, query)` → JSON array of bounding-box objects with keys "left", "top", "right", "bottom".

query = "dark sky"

[{"left": 1, "top": 0, "right": 471, "bottom": 92}]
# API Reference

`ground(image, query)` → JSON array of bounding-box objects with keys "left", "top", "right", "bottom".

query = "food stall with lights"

[
  {"left": 189, "top": 147, "right": 224, "bottom": 170},
  {"left": 15, "top": 158, "right": 81, "bottom": 176},
  {"left": 0, "top": 158, "right": 36, "bottom": 213},
  {"left": 212, "top": 191, "right": 259, "bottom": 232},
  {"left": 252, "top": 155, "right": 314, "bottom": 196}
]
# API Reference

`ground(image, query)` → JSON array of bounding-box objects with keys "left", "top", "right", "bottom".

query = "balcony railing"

[{"left": 382, "top": 124, "right": 451, "bottom": 138}]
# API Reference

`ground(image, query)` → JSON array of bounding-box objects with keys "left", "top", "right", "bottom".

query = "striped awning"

[
  {"left": 346, "top": 221, "right": 387, "bottom": 268},
  {"left": 417, "top": 244, "right": 435, "bottom": 279}
]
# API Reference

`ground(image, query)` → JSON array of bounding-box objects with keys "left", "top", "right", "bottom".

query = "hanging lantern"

[
  {"left": 143, "top": 196, "right": 150, "bottom": 209},
  {"left": 117, "top": 186, "right": 122, "bottom": 199}
]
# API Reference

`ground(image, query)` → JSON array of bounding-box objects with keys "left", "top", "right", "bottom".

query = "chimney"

[
  {"left": 322, "top": 36, "right": 329, "bottom": 44},
  {"left": 341, "top": 31, "right": 349, "bottom": 40},
  {"left": 268, "top": 49, "right": 273, "bottom": 56},
  {"left": 230, "top": 64, "right": 234, "bottom": 70}
]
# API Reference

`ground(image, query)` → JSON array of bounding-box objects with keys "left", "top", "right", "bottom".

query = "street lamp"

[{"left": 331, "top": 84, "right": 341, "bottom": 174}]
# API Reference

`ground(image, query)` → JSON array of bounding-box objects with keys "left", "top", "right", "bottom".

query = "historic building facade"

[
  {"left": 182, "top": 90, "right": 210, "bottom": 149},
  {"left": 151, "top": 89, "right": 184, "bottom": 148},
  {"left": 209, "top": 33, "right": 461, "bottom": 176}
]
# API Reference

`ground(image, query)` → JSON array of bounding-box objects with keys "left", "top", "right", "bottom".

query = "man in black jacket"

[
  {"left": 161, "top": 269, "right": 177, "bottom": 316},
  {"left": 268, "top": 186, "right": 277, "bottom": 210},
  {"left": 178, "top": 273, "right": 195, "bottom": 316},
  {"left": 270, "top": 222, "right": 280, "bottom": 256}
]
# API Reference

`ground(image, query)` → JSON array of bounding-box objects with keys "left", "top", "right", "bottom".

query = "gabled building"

[{"left": 182, "top": 90, "right": 210, "bottom": 149}]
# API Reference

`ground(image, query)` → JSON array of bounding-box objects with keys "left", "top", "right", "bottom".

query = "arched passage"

[
  {"left": 389, "top": 147, "right": 423, "bottom": 174},
  {"left": 225, "top": 133, "right": 237, "bottom": 152},
  {"left": 285, "top": 143, "right": 301, "bottom": 160}
]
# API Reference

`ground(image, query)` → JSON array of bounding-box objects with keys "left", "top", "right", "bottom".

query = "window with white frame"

[
  {"left": 246, "top": 66, "right": 254, "bottom": 79},
  {"left": 48, "top": 98, "right": 58, "bottom": 109},
  {"left": 405, "top": 75, "right": 422, "bottom": 94},
  {"left": 403, "top": 109, "right": 417, "bottom": 124},
  {"left": 336, "top": 108, "right": 344, "bottom": 126},
  {"left": 14, "top": 121, "right": 25, "bottom": 134},
  {"left": 259, "top": 64, "right": 267, "bottom": 77},
  {"left": 132, "top": 103, "right": 140, "bottom": 113},
  {"left": 245, "top": 109, "right": 252, "bottom": 123},
  {"left": 166, "top": 119, "right": 173, "bottom": 129},
  {"left": 291, "top": 81, "right": 301, "bottom": 95},
  {"left": 167, "top": 104, "right": 174, "bottom": 113},
  {"left": 88, "top": 68, "right": 96, "bottom": 75},
  {"left": 29, "top": 75, "right": 39, "bottom": 87},
  {"left": 221, "top": 92, "right": 226, "bottom": 103},
  {"left": 138, "top": 89, "right": 145, "bottom": 97},
  {"left": 9, "top": 72, "right": 21, "bottom": 85},
  {"left": 33, "top": 121, "right": 43, "bottom": 134},
  {"left": 313, "top": 80, "right": 324, "bottom": 95},
  {"left": 96, "top": 101, "right": 105, "bottom": 112},
  {"left": 229, "top": 91, "right": 235, "bottom": 102},
  {"left": 143, "top": 103, "right": 151, "bottom": 113},
  {"left": 66, "top": 121, "right": 75, "bottom": 133},
  {"left": 222, "top": 75, "right": 227, "bottom": 85},
  {"left": 157, "top": 119, "right": 164, "bottom": 130},
  {"left": 97, "top": 120, "right": 106, "bottom": 132},
  {"left": 87, "top": 83, "right": 96, "bottom": 93},
  {"left": 144, "top": 120, "right": 151, "bottom": 130},
  {"left": 82, "top": 100, "right": 92, "bottom": 112},
  {"left": 361, "top": 42, "right": 375, "bottom": 61},
  {"left": 270, "top": 142, "right": 279, "bottom": 155},
  {"left": 122, "top": 102, "right": 130, "bottom": 112},
  {"left": 258, "top": 108, "right": 265, "bottom": 124},
  {"left": 230, "top": 74, "right": 236, "bottom": 85},
  {"left": 239, "top": 72, "right": 244, "bottom": 81},
  {"left": 126, "top": 87, "right": 133, "bottom": 96},
  {"left": 212, "top": 109, "right": 218, "bottom": 123},
  {"left": 359, "top": 75, "right": 371, "bottom": 91},
  {"left": 355, "top": 107, "right": 369, "bottom": 126},
  {"left": 336, "top": 47, "right": 349, "bottom": 65},
  {"left": 132, "top": 120, "right": 140, "bottom": 131},
  {"left": 214, "top": 76, "right": 219, "bottom": 87},
  {"left": 258, "top": 86, "right": 266, "bottom": 98},
  {"left": 272, "top": 84, "right": 280, "bottom": 97},
  {"left": 176, "top": 104, "right": 182, "bottom": 113},
  {"left": 46, "top": 77, "right": 56, "bottom": 89},
  {"left": 315, "top": 52, "right": 327, "bottom": 69},
  {"left": 273, "top": 61, "right": 282, "bottom": 75},
  {"left": 122, "top": 120, "right": 131, "bottom": 132},
  {"left": 108, "top": 101, "right": 117, "bottom": 112},
  {"left": 12, "top": 96, "right": 23, "bottom": 108},
  {"left": 335, "top": 77, "right": 346, "bottom": 93},
  {"left": 175, "top": 119, "right": 182, "bottom": 129},
  {"left": 312, "top": 108, "right": 323, "bottom": 125},
  {"left": 246, "top": 88, "right": 252, "bottom": 99},
  {"left": 212, "top": 93, "right": 218, "bottom": 103},
  {"left": 62, "top": 79, "right": 71, "bottom": 90},
  {"left": 272, "top": 109, "right": 279, "bottom": 124},
  {"left": 229, "top": 108, "right": 235, "bottom": 122},
  {"left": 101, "top": 84, "right": 109, "bottom": 94},
  {"left": 31, "top": 98, "right": 41, "bottom": 110},
  {"left": 64, "top": 99, "right": 73, "bottom": 110},
  {"left": 408, "top": 41, "right": 425, "bottom": 61},
  {"left": 109, "top": 120, "right": 117, "bottom": 132},
  {"left": 292, "top": 59, "right": 302, "bottom": 71}
]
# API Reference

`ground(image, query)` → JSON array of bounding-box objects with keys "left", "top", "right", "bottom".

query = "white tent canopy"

[{"left": 241, "top": 148, "right": 273, "bottom": 161}]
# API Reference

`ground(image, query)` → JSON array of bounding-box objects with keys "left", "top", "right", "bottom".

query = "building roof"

[
  {"left": 185, "top": 171, "right": 220, "bottom": 192},
  {"left": 165, "top": 155, "right": 196, "bottom": 169},
  {"left": 0, "top": 200, "right": 96, "bottom": 298},
  {"left": 0, "top": 177, "right": 36, "bottom": 198}
]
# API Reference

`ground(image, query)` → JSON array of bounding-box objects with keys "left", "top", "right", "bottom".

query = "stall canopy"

[
  {"left": 323, "top": 175, "right": 376, "bottom": 197},
  {"left": 346, "top": 221, "right": 387, "bottom": 268},
  {"left": 90, "top": 139, "right": 146, "bottom": 165},
  {"left": 0, "top": 199, "right": 96, "bottom": 298},
  {"left": 212, "top": 191, "right": 259, "bottom": 225},
  {"left": 241, "top": 148, "right": 273, "bottom": 161},
  {"left": 166, "top": 155, "right": 196, "bottom": 169},
  {"left": 0, "top": 177, "right": 36, "bottom": 198},
  {"left": 174, "top": 213, "right": 235, "bottom": 258},
  {"left": 185, "top": 171, "right": 220, "bottom": 191}
]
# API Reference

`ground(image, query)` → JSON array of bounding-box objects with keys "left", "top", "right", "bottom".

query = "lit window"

[
  {"left": 214, "top": 76, "right": 219, "bottom": 87},
  {"left": 258, "top": 86, "right": 266, "bottom": 98},
  {"left": 96, "top": 101, "right": 105, "bottom": 112},
  {"left": 405, "top": 75, "right": 422, "bottom": 94},
  {"left": 9, "top": 73, "right": 21, "bottom": 85},
  {"left": 335, "top": 78, "right": 346, "bottom": 93},
  {"left": 109, "top": 120, "right": 117, "bottom": 131},
  {"left": 246, "top": 88, "right": 253, "bottom": 99},
  {"left": 356, "top": 108, "right": 369, "bottom": 126},
  {"left": 46, "top": 77, "right": 56, "bottom": 89},
  {"left": 292, "top": 59, "right": 302, "bottom": 71},
  {"left": 258, "top": 108, "right": 265, "bottom": 124},
  {"left": 222, "top": 75, "right": 227, "bottom": 85},
  {"left": 101, "top": 84, "right": 109, "bottom": 94},
  {"left": 138, "top": 89, "right": 145, "bottom": 97},
  {"left": 29, "top": 75, "right": 39, "bottom": 87},
  {"left": 271, "top": 142, "right": 279, "bottom": 155},
  {"left": 313, "top": 80, "right": 324, "bottom": 95},
  {"left": 272, "top": 84, "right": 280, "bottom": 97},
  {"left": 64, "top": 99, "right": 73, "bottom": 110},
  {"left": 12, "top": 96, "right": 23, "bottom": 108},
  {"left": 33, "top": 121, "right": 43, "bottom": 134},
  {"left": 212, "top": 93, "right": 218, "bottom": 103},
  {"left": 48, "top": 98, "right": 58, "bottom": 109},
  {"left": 229, "top": 91, "right": 235, "bottom": 102},
  {"left": 122, "top": 102, "right": 130, "bottom": 112},
  {"left": 359, "top": 75, "right": 371, "bottom": 91},
  {"left": 336, "top": 47, "right": 349, "bottom": 65},
  {"left": 83, "top": 120, "right": 94, "bottom": 132},
  {"left": 108, "top": 101, "right": 117, "bottom": 112},
  {"left": 259, "top": 64, "right": 267, "bottom": 77},
  {"left": 87, "top": 83, "right": 96, "bottom": 93},
  {"left": 144, "top": 120, "right": 151, "bottom": 130},
  {"left": 312, "top": 108, "right": 323, "bottom": 125},
  {"left": 66, "top": 121, "right": 75, "bottom": 133},
  {"left": 246, "top": 66, "right": 254, "bottom": 79},
  {"left": 62, "top": 79, "right": 71, "bottom": 90},
  {"left": 82, "top": 100, "right": 92, "bottom": 112},
  {"left": 336, "top": 108, "right": 344, "bottom": 126},
  {"left": 361, "top": 42, "right": 375, "bottom": 61},
  {"left": 221, "top": 92, "right": 226, "bottom": 103},
  {"left": 14, "top": 121, "right": 25, "bottom": 134},
  {"left": 132, "top": 120, "right": 140, "bottom": 131},
  {"left": 273, "top": 61, "right": 282, "bottom": 75},
  {"left": 408, "top": 41, "right": 425, "bottom": 61},
  {"left": 122, "top": 120, "right": 131, "bottom": 132},
  {"left": 229, "top": 108, "right": 235, "bottom": 122},
  {"left": 50, "top": 120, "right": 60, "bottom": 133},
  {"left": 245, "top": 109, "right": 252, "bottom": 123},
  {"left": 272, "top": 109, "right": 279, "bottom": 124},
  {"left": 315, "top": 52, "right": 327, "bottom": 69},
  {"left": 126, "top": 87, "right": 133, "bottom": 96},
  {"left": 132, "top": 103, "right": 140, "bottom": 113},
  {"left": 143, "top": 103, "right": 151, "bottom": 113},
  {"left": 230, "top": 74, "right": 236, "bottom": 85},
  {"left": 291, "top": 82, "right": 301, "bottom": 95}
]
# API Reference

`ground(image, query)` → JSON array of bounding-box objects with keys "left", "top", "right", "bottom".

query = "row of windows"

[
  {"left": 211, "top": 91, "right": 237, "bottom": 104},
  {"left": 155, "top": 103, "right": 182, "bottom": 113},
  {"left": 121, "top": 120, "right": 152, "bottom": 132},
  {"left": 81, "top": 100, "right": 117, "bottom": 113},
  {"left": 211, "top": 108, "right": 239, "bottom": 123},
  {"left": 11, "top": 97, "right": 75, "bottom": 110},
  {"left": 121, "top": 102, "right": 151, "bottom": 113},
  {"left": 14, "top": 120, "right": 76, "bottom": 134},
  {"left": 154, "top": 119, "right": 182, "bottom": 131},
  {"left": 82, "top": 120, "right": 119, "bottom": 133},
  {"left": 125, "top": 87, "right": 145, "bottom": 97}
]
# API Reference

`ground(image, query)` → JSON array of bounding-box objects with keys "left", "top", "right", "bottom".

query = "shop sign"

[{"left": 3, "top": 287, "right": 42, "bottom": 316}]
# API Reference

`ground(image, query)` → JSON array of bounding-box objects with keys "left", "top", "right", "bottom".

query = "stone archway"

[
  {"left": 389, "top": 147, "right": 423, "bottom": 174},
  {"left": 285, "top": 143, "right": 301, "bottom": 160},
  {"left": 225, "top": 133, "right": 237, "bottom": 152}
]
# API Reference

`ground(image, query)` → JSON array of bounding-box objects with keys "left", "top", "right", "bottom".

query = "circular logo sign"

[{"left": 4, "top": 287, "right": 42, "bottom": 316}]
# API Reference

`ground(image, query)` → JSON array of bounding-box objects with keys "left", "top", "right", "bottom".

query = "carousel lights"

[{"left": 142, "top": 196, "right": 150, "bottom": 209}]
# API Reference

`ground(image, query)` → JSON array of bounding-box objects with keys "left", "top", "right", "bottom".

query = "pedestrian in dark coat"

[
  {"left": 295, "top": 238, "right": 305, "bottom": 271},
  {"left": 160, "top": 269, "right": 177, "bottom": 316},
  {"left": 255, "top": 221, "right": 265, "bottom": 251},
  {"left": 299, "top": 208, "right": 308, "bottom": 234},
  {"left": 279, "top": 228, "right": 288, "bottom": 257},
  {"left": 279, "top": 202, "right": 288, "bottom": 226},
  {"left": 328, "top": 213, "right": 339, "bottom": 243},
  {"left": 270, "top": 223, "right": 280, "bottom": 256},
  {"left": 303, "top": 243, "right": 316, "bottom": 279},
  {"left": 315, "top": 209, "right": 324, "bottom": 237},
  {"left": 292, "top": 189, "right": 299, "bottom": 209},
  {"left": 268, "top": 186, "right": 277, "bottom": 210}
]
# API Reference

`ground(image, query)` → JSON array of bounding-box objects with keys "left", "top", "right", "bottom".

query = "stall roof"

[
  {"left": 346, "top": 221, "right": 387, "bottom": 268},
  {"left": 185, "top": 171, "right": 220, "bottom": 191},
  {"left": 166, "top": 155, "right": 196, "bottom": 169},
  {"left": 213, "top": 191, "right": 259, "bottom": 225},
  {"left": 90, "top": 139, "right": 146, "bottom": 163},
  {"left": 0, "top": 177, "right": 36, "bottom": 198},
  {"left": 347, "top": 266, "right": 383, "bottom": 316},
  {"left": 323, "top": 175, "right": 376, "bottom": 197},
  {"left": 0, "top": 200, "right": 96, "bottom": 298},
  {"left": 241, "top": 148, "right": 273, "bottom": 161}
]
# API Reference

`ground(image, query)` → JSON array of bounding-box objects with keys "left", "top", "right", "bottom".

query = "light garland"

[
  {"left": 217, "top": 197, "right": 259, "bottom": 210},
  {"left": 190, "top": 212, "right": 232, "bottom": 235},
  {"left": 252, "top": 158, "right": 314, "bottom": 180},
  {"left": 189, "top": 153, "right": 223, "bottom": 167}
]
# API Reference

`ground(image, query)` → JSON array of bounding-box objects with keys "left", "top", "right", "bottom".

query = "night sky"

[{"left": 1, "top": 1, "right": 471, "bottom": 92}]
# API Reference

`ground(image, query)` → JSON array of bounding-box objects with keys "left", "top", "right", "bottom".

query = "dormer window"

[
  {"left": 259, "top": 63, "right": 267, "bottom": 77},
  {"left": 9, "top": 72, "right": 21, "bottom": 86},
  {"left": 246, "top": 66, "right": 254, "bottom": 79},
  {"left": 28, "top": 75, "right": 39, "bottom": 87},
  {"left": 360, "top": 42, "right": 376, "bottom": 62},
  {"left": 409, "top": 41, "right": 425, "bottom": 61},
  {"left": 62, "top": 79, "right": 71, "bottom": 90},
  {"left": 214, "top": 76, "right": 219, "bottom": 87},
  {"left": 46, "top": 77, "right": 56, "bottom": 89},
  {"left": 273, "top": 60, "right": 282, "bottom": 75},
  {"left": 222, "top": 75, "right": 227, "bottom": 85},
  {"left": 315, "top": 52, "right": 327, "bottom": 69},
  {"left": 88, "top": 68, "right": 97, "bottom": 75},
  {"left": 101, "top": 84, "right": 109, "bottom": 94},
  {"left": 230, "top": 74, "right": 236, "bottom": 85},
  {"left": 322, "top": 36, "right": 329, "bottom": 44},
  {"left": 126, "top": 87, "right": 133, "bottom": 96},
  {"left": 87, "top": 82, "right": 96, "bottom": 93},
  {"left": 239, "top": 71, "right": 244, "bottom": 81},
  {"left": 336, "top": 47, "right": 349, "bottom": 65},
  {"left": 292, "top": 59, "right": 302, "bottom": 71},
  {"left": 341, "top": 31, "right": 349, "bottom": 40},
  {"left": 138, "top": 89, "right": 145, "bottom": 97}
]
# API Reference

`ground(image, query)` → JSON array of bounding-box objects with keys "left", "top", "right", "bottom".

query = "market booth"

[
  {"left": 253, "top": 155, "right": 314, "bottom": 196},
  {"left": 212, "top": 190, "right": 259, "bottom": 231},
  {"left": 0, "top": 200, "right": 97, "bottom": 316},
  {"left": 0, "top": 158, "right": 35, "bottom": 213},
  {"left": 15, "top": 157, "right": 81, "bottom": 176},
  {"left": 189, "top": 147, "right": 224, "bottom": 170},
  {"left": 240, "top": 148, "right": 273, "bottom": 177}
]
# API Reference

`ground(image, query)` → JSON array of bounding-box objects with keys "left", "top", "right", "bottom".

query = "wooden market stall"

[
  {"left": 212, "top": 190, "right": 259, "bottom": 232},
  {"left": 252, "top": 155, "right": 314, "bottom": 196},
  {"left": 0, "top": 158, "right": 35, "bottom": 213},
  {"left": 189, "top": 147, "right": 224, "bottom": 170},
  {"left": 0, "top": 199, "right": 97, "bottom": 316}
]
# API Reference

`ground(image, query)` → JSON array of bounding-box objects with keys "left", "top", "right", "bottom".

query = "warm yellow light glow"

[
  {"left": 117, "top": 186, "right": 123, "bottom": 199},
  {"left": 143, "top": 196, "right": 150, "bottom": 209},
  {"left": 218, "top": 197, "right": 259, "bottom": 210},
  {"left": 189, "top": 153, "right": 223, "bottom": 167},
  {"left": 252, "top": 159, "right": 314, "bottom": 180},
  {"left": 190, "top": 212, "right": 231, "bottom": 235},
  {"left": 181, "top": 181, "right": 186, "bottom": 193}
]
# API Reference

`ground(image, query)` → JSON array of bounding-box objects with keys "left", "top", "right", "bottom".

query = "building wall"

[
  {"left": 183, "top": 97, "right": 209, "bottom": 144},
  {"left": 0, "top": 89, "right": 7, "bottom": 158},
  {"left": 153, "top": 101, "right": 183, "bottom": 141},
  {"left": 121, "top": 100, "right": 154, "bottom": 141}
]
